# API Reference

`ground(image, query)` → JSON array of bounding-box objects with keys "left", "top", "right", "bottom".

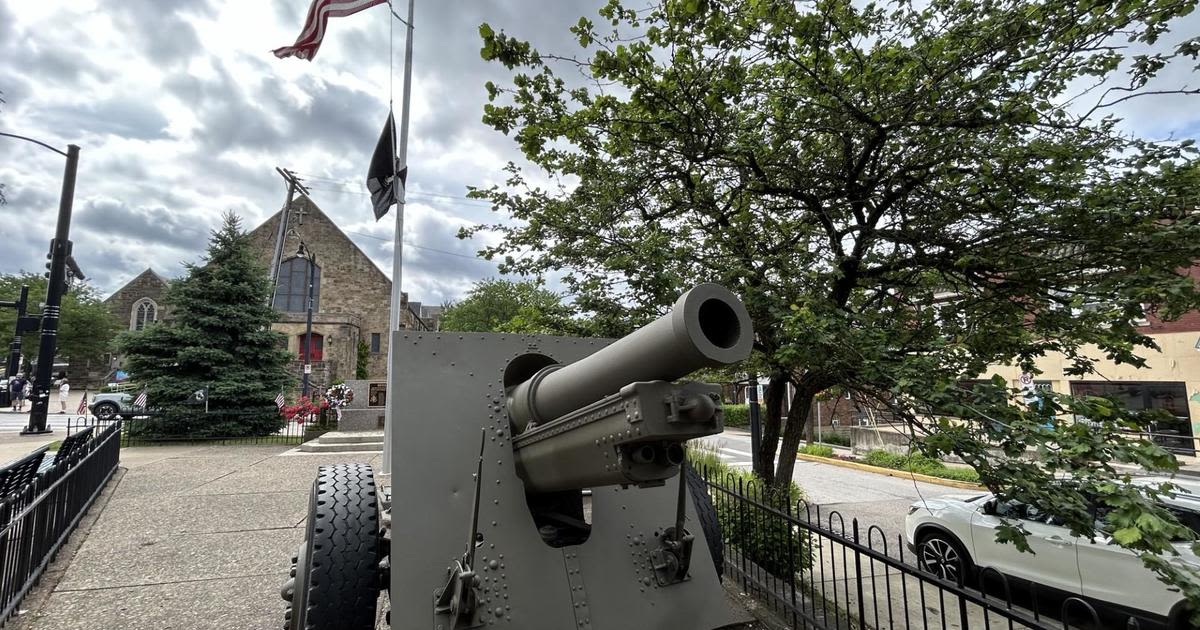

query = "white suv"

[{"left": 904, "top": 478, "right": 1199, "bottom": 629}]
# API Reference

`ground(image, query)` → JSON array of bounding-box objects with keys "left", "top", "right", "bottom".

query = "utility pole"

[
  {"left": 268, "top": 168, "right": 309, "bottom": 307},
  {"left": 24, "top": 144, "right": 80, "bottom": 434}
]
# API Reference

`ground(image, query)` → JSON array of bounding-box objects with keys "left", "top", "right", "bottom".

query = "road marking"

[{"left": 719, "top": 447, "right": 752, "bottom": 457}]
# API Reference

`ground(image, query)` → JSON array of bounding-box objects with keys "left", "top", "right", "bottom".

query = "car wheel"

[
  {"left": 1169, "top": 600, "right": 1196, "bottom": 630},
  {"left": 283, "top": 463, "right": 381, "bottom": 630},
  {"left": 94, "top": 401, "right": 119, "bottom": 420},
  {"left": 917, "top": 530, "right": 973, "bottom": 585}
]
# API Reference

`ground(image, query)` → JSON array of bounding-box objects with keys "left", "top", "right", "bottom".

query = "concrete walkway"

[{"left": 9, "top": 443, "right": 381, "bottom": 630}]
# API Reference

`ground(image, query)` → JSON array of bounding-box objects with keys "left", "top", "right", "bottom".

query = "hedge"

[{"left": 722, "top": 403, "right": 749, "bottom": 427}]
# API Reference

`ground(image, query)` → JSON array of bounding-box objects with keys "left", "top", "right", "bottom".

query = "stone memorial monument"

[{"left": 336, "top": 379, "right": 386, "bottom": 431}]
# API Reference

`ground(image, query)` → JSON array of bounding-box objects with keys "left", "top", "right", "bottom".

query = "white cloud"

[{"left": 1, "top": 0, "right": 1195, "bottom": 310}]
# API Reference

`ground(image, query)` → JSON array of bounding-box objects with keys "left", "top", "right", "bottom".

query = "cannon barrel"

[
  {"left": 507, "top": 284, "right": 754, "bottom": 493},
  {"left": 506, "top": 283, "right": 753, "bottom": 434}
]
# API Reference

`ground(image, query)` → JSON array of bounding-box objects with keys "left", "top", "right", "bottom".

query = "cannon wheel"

[
  {"left": 284, "top": 463, "right": 381, "bottom": 630},
  {"left": 686, "top": 465, "right": 724, "bottom": 578}
]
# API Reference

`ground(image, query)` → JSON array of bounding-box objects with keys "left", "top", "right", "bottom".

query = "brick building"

[{"left": 105, "top": 196, "right": 430, "bottom": 390}]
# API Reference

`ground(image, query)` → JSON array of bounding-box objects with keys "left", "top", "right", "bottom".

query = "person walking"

[
  {"left": 22, "top": 377, "right": 33, "bottom": 411},
  {"left": 56, "top": 373, "right": 70, "bottom": 414},
  {"left": 9, "top": 374, "right": 26, "bottom": 412}
]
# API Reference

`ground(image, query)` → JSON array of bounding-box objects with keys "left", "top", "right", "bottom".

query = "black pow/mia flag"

[{"left": 367, "top": 111, "right": 408, "bottom": 220}]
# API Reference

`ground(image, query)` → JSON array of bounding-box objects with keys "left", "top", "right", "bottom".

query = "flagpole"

[{"left": 382, "top": 0, "right": 413, "bottom": 476}]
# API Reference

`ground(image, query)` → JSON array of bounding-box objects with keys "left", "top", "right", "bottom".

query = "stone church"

[{"left": 105, "top": 196, "right": 431, "bottom": 389}]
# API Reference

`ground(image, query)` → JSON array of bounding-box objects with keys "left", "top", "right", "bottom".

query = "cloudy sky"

[
  {"left": 0, "top": 0, "right": 602, "bottom": 304},
  {"left": 0, "top": 1, "right": 1197, "bottom": 306}
]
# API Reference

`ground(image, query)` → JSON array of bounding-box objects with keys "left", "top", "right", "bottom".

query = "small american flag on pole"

[
  {"left": 134, "top": 388, "right": 148, "bottom": 409},
  {"left": 272, "top": 0, "right": 387, "bottom": 61},
  {"left": 76, "top": 390, "right": 88, "bottom": 415},
  {"left": 275, "top": 392, "right": 287, "bottom": 410}
]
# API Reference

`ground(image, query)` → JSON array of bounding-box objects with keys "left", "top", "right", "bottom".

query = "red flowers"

[{"left": 281, "top": 395, "right": 329, "bottom": 424}]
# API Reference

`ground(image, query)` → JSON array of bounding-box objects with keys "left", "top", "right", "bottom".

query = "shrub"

[
  {"left": 722, "top": 403, "right": 749, "bottom": 427},
  {"left": 688, "top": 446, "right": 813, "bottom": 580},
  {"left": 798, "top": 444, "right": 835, "bottom": 458},
  {"left": 863, "top": 449, "right": 904, "bottom": 469},
  {"left": 860, "top": 449, "right": 981, "bottom": 483},
  {"left": 817, "top": 432, "right": 850, "bottom": 447}
]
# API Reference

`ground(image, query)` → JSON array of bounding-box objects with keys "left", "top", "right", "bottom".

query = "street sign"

[{"left": 303, "top": 364, "right": 312, "bottom": 374}]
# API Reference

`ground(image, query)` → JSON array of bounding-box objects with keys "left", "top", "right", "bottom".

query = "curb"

[{"left": 795, "top": 453, "right": 987, "bottom": 491}]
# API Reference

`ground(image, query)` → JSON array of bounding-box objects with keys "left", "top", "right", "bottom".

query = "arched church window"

[
  {"left": 274, "top": 256, "right": 321, "bottom": 313},
  {"left": 131, "top": 299, "right": 158, "bottom": 331}
]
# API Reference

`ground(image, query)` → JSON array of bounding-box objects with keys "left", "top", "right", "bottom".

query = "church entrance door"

[{"left": 298, "top": 332, "right": 324, "bottom": 362}]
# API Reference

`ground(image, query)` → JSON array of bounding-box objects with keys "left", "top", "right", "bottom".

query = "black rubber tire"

[
  {"left": 93, "top": 402, "right": 118, "bottom": 420},
  {"left": 686, "top": 465, "right": 724, "bottom": 578},
  {"left": 287, "top": 463, "right": 381, "bottom": 630},
  {"left": 916, "top": 530, "right": 974, "bottom": 587},
  {"left": 1169, "top": 600, "right": 1196, "bottom": 630}
]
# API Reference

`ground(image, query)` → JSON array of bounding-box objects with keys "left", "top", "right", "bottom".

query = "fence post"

[{"left": 852, "top": 519, "right": 867, "bottom": 627}]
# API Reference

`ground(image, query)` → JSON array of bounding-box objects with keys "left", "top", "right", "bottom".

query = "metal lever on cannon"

[
  {"left": 433, "top": 430, "right": 487, "bottom": 629},
  {"left": 650, "top": 457, "right": 695, "bottom": 586}
]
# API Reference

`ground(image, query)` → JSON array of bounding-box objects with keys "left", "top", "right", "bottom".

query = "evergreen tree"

[{"left": 116, "top": 212, "right": 293, "bottom": 437}]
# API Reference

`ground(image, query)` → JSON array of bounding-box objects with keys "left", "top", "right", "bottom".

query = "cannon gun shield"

[{"left": 389, "top": 332, "right": 749, "bottom": 630}]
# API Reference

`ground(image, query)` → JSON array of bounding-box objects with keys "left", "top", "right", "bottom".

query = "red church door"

[{"left": 298, "top": 333, "right": 324, "bottom": 361}]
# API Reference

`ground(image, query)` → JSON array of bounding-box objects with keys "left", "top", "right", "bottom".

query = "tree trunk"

[
  {"left": 772, "top": 377, "right": 827, "bottom": 491},
  {"left": 754, "top": 371, "right": 789, "bottom": 484}
]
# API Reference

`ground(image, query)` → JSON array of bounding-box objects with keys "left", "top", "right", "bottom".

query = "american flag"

[
  {"left": 272, "top": 0, "right": 387, "bottom": 61},
  {"left": 275, "top": 392, "right": 287, "bottom": 410},
  {"left": 76, "top": 391, "right": 88, "bottom": 415},
  {"left": 134, "top": 388, "right": 148, "bottom": 409}
]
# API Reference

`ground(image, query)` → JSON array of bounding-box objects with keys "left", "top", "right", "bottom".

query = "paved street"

[
  {"left": 0, "top": 391, "right": 90, "bottom": 433},
  {"left": 702, "top": 429, "right": 964, "bottom": 548}
]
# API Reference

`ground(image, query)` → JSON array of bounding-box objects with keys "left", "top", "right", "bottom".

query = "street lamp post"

[
  {"left": 298, "top": 243, "right": 316, "bottom": 399},
  {"left": 0, "top": 132, "right": 80, "bottom": 435}
]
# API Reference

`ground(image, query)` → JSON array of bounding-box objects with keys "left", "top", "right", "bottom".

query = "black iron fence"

[
  {"left": 0, "top": 422, "right": 121, "bottom": 626},
  {"left": 696, "top": 466, "right": 1160, "bottom": 630},
  {"left": 67, "top": 409, "right": 329, "bottom": 447}
]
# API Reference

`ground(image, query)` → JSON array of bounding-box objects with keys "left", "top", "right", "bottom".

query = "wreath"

[{"left": 326, "top": 383, "right": 354, "bottom": 409}]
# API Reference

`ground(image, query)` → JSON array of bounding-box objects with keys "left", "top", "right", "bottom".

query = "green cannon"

[{"left": 283, "top": 283, "right": 755, "bottom": 630}]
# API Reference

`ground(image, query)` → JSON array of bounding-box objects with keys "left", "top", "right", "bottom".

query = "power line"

[
  {"left": 344, "top": 230, "right": 494, "bottom": 262},
  {"left": 297, "top": 175, "right": 493, "bottom": 207}
]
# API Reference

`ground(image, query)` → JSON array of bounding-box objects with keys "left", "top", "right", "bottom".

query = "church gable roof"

[
  {"left": 104, "top": 267, "right": 170, "bottom": 304},
  {"left": 248, "top": 195, "right": 392, "bottom": 288}
]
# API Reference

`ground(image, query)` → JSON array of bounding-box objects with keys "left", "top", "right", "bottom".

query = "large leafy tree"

[
  {"left": 470, "top": 0, "right": 1200, "bottom": 605},
  {"left": 0, "top": 273, "right": 120, "bottom": 374},
  {"left": 115, "top": 213, "right": 293, "bottom": 437},
  {"left": 440, "top": 278, "right": 578, "bottom": 334}
]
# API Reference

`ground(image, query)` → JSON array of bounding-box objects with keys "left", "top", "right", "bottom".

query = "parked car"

[
  {"left": 904, "top": 478, "right": 1199, "bottom": 629},
  {"left": 88, "top": 392, "right": 137, "bottom": 420}
]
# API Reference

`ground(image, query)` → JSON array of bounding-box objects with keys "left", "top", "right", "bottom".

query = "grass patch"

[
  {"left": 797, "top": 444, "right": 835, "bottom": 458},
  {"left": 861, "top": 449, "right": 981, "bottom": 483}
]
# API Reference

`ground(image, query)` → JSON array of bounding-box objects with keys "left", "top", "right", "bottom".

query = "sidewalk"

[{"left": 8, "top": 443, "right": 382, "bottom": 630}]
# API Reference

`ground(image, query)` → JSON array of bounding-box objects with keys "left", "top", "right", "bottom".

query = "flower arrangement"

[
  {"left": 326, "top": 383, "right": 354, "bottom": 409},
  {"left": 282, "top": 395, "right": 328, "bottom": 424}
]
